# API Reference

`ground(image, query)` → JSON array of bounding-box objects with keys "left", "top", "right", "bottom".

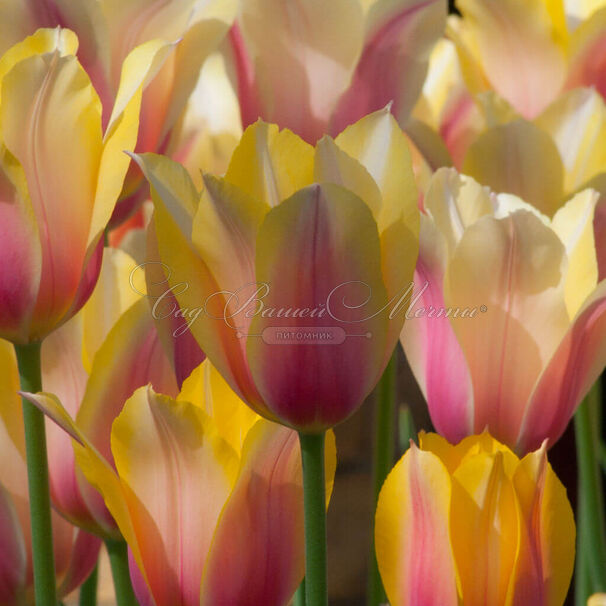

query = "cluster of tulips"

[{"left": 1, "top": 0, "right": 606, "bottom": 605}]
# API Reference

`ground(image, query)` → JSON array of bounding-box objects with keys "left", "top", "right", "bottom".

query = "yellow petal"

[
  {"left": 89, "top": 39, "right": 176, "bottom": 248},
  {"left": 510, "top": 445, "right": 575, "bottom": 606},
  {"left": 178, "top": 360, "right": 259, "bottom": 455},
  {"left": 81, "top": 247, "right": 143, "bottom": 372},
  {"left": 111, "top": 386, "right": 238, "bottom": 606},
  {"left": 462, "top": 120, "right": 564, "bottom": 217},
  {"left": 451, "top": 451, "right": 519, "bottom": 605},
  {"left": 551, "top": 189, "right": 599, "bottom": 317},
  {"left": 535, "top": 88, "right": 606, "bottom": 193},
  {"left": 224, "top": 121, "right": 314, "bottom": 207},
  {"left": 375, "top": 444, "right": 458, "bottom": 606}
]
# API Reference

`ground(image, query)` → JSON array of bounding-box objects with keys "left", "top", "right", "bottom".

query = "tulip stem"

[
  {"left": 574, "top": 382, "right": 606, "bottom": 593},
  {"left": 299, "top": 432, "right": 328, "bottom": 606},
  {"left": 293, "top": 579, "right": 306, "bottom": 606},
  {"left": 368, "top": 350, "right": 398, "bottom": 606},
  {"left": 15, "top": 341, "right": 57, "bottom": 606},
  {"left": 105, "top": 539, "right": 138, "bottom": 606},
  {"left": 79, "top": 563, "right": 98, "bottom": 606}
]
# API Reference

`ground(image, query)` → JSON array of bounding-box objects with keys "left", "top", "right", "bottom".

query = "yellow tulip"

[{"left": 375, "top": 432, "right": 575, "bottom": 606}]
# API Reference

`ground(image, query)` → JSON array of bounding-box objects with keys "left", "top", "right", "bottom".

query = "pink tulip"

[{"left": 228, "top": 0, "right": 446, "bottom": 143}]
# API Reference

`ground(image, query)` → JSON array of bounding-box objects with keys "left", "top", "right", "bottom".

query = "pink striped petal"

[
  {"left": 518, "top": 281, "right": 606, "bottom": 452},
  {"left": 200, "top": 422, "right": 304, "bottom": 606},
  {"left": 330, "top": 0, "right": 447, "bottom": 135},
  {"left": 248, "top": 183, "right": 389, "bottom": 431},
  {"left": 401, "top": 214, "right": 474, "bottom": 442}
]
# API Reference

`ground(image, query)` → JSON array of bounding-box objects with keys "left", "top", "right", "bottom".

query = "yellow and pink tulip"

[
  {"left": 134, "top": 109, "right": 420, "bottom": 431},
  {"left": 0, "top": 342, "right": 100, "bottom": 605},
  {"left": 0, "top": 247, "right": 178, "bottom": 538},
  {"left": 0, "top": 27, "right": 171, "bottom": 344},
  {"left": 402, "top": 167, "right": 606, "bottom": 453},
  {"left": 26, "top": 360, "right": 337, "bottom": 606},
  {"left": 229, "top": 0, "right": 446, "bottom": 143},
  {"left": 375, "top": 432, "right": 575, "bottom": 606}
]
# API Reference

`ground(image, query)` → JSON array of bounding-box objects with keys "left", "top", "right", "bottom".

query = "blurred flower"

[
  {"left": 0, "top": 341, "right": 100, "bottom": 605},
  {"left": 28, "top": 360, "right": 337, "bottom": 606},
  {"left": 0, "top": 28, "right": 171, "bottom": 344},
  {"left": 228, "top": 0, "right": 446, "bottom": 144},
  {"left": 1, "top": 247, "right": 177, "bottom": 538},
  {"left": 589, "top": 594, "right": 606, "bottom": 606},
  {"left": 134, "top": 109, "right": 419, "bottom": 431},
  {"left": 375, "top": 431, "right": 575, "bottom": 606},
  {"left": 0, "top": 0, "right": 237, "bottom": 226},
  {"left": 401, "top": 168, "right": 606, "bottom": 453},
  {"left": 449, "top": 0, "right": 606, "bottom": 120}
]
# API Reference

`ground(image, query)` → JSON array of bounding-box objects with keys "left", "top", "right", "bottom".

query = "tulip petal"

[
  {"left": 518, "top": 280, "right": 606, "bottom": 451},
  {"left": 90, "top": 39, "right": 176, "bottom": 248},
  {"left": 248, "top": 183, "right": 389, "bottom": 430},
  {"left": 40, "top": 314, "right": 92, "bottom": 530},
  {"left": 568, "top": 7, "right": 606, "bottom": 99},
  {"left": 0, "top": 484, "right": 26, "bottom": 605},
  {"left": 462, "top": 120, "right": 564, "bottom": 217},
  {"left": 236, "top": 0, "right": 365, "bottom": 143},
  {"left": 224, "top": 121, "right": 314, "bottom": 208},
  {"left": 445, "top": 210, "right": 570, "bottom": 446},
  {"left": 400, "top": 214, "right": 475, "bottom": 442},
  {"left": 451, "top": 451, "right": 519, "bottom": 605},
  {"left": 135, "top": 153, "right": 266, "bottom": 414},
  {"left": 111, "top": 386, "right": 239, "bottom": 606},
  {"left": 200, "top": 422, "right": 303, "bottom": 605},
  {"left": 510, "top": 446, "right": 575, "bottom": 606},
  {"left": 56, "top": 529, "right": 101, "bottom": 598},
  {"left": 0, "top": 150, "right": 41, "bottom": 343},
  {"left": 330, "top": 0, "right": 447, "bottom": 134},
  {"left": 0, "top": 51, "right": 102, "bottom": 338},
  {"left": 80, "top": 247, "right": 144, "bottom": 371},
  {"left": 456, "top": 0, "right": 566, "bottom": 118},
  {"left": 178, "top": 360, "right": 259, "bottom": 455},
  {"left": 375, "top": 444, "right": 458, "bottom": 606},
  {"left": 551, "top": 189, "right": 599, "bottom": 317},
  {"left": 535, "top": 88, "right": 606, "bottom": 192}
]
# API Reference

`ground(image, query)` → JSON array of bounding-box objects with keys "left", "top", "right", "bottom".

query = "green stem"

[
  {"left": 105, "top": 539, "right": 138, "bottom": 606},
  {"left": 15, "top": 342, "right": 56, "bottom": 606},
  {"left": 575, "top": 489, "right": 591, "bottom": 606},
  {"left": 293, "top": 579, "right": 306, "bottom": 606},
  {"left": 398, "top": 405, "right": 417, "bottom": 454},
  {"left": 368, "top": 351, "right": 397, "bottom": 606},
  {"left": 79, "top": 563, "right": 99, "bottom": 606},
  {"left": 299, "top": 432, "right": 327, "bottom": 606},
  {"left": 574, "top": 383, "right": 606, "bottom": 593}
]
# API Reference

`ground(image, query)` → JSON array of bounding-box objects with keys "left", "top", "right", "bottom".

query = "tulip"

[
  {"left": 0, "top": 27, "right": 173, "bottom": 344},
  {"left": 228, "top": 0, "right": 446, "bottom": 144},
  {"left": 589, "top": 595, "right": 606, "bottom": 606},
  {"left": 0, "top": 246, "right": 177, "bottom": 539},
  {"left": 0, "top": 1, "right": 236, "bottom": 225},
  {"left": 26, "top": 360, "right": 337, "bottom": 606},
  {"left": 0, "top": 341, "right": 101, "bottom": 605},
  {"left": 375, "top": 431, "right": 575, "bottom": 606},
  {"left": 401, "top": 167, "right": 606, "bottom": 454},
  {"left": 446, "top": 0, "right": 606, "bottom": 120},
  {"left": 134, "top": 109, "right": 419, "bottom": 432}
]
